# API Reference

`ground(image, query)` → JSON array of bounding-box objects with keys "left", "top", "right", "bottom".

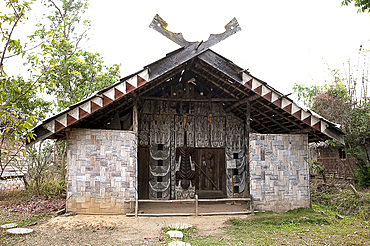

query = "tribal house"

[{"left": 28, "top": 15, "right": 344, "bottom": 215}]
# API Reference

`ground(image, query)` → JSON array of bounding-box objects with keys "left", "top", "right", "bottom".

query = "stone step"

[{"left": 167, "top": 230, "right": 184, "bottom": 238}]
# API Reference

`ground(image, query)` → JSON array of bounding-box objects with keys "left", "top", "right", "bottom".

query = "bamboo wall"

[
  {"left": 66, "top": 129, "right": 136, "bottom": 214},
  {"left": 250, "top": 133, "right": 310, "bottom": 212}
]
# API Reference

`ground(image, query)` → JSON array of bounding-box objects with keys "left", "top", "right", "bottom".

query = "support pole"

[
  {"left": 246, "top": 99, "right": 250, "bottom": 160},
  {"left": 195, "top": 194, "right": 199, "bottom": 216},
  {"left": 245, "top": 99, "right": 251, "bottom": 204},
  {"left": 133, "top": 97, "right": 139, "bottom": 217}
]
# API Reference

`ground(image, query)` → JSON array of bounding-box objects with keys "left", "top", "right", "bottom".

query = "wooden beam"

[
  {"left": 138, "top": 66, "right": 185, "bottom": 97},
  {"left": 250, "top": 117, "right": 273, "bottom": 132},
  {"left": 141, "top": 97, "right": 237, "bottom": 102},
  {"left": 225, "top": 95, "right": 259, "bottom": 112},
  {"left": 259, "top": 103, "right": 305, "bottom": 130},
  {"left": 191, "top": 69, "right": 240, "bottom": 99},
  {"left": 195, "top": 62, "right": 250, "bottom": 96},
  {"left": 245, "top": 99, "right": 251, "bottom": 199},
  {"left": 253, "top": 108, "right": 291, "bottom": 132}
]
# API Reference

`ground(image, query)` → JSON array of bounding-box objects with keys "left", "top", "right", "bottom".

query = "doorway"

[
  {"left": 138, "top": 146, "right": 150, "bottom": 199},
  {"left": 194, "top": 148, "right": 226, "bottom": 198}
]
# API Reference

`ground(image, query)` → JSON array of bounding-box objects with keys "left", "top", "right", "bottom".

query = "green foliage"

[
  {"left": 344, "top": 103, "right": 370, "bottom": 186},
  {"left": 28, "top": 0, "right": 120, "bottom": 110},
  {"left": 41, "top": 0, "right": 90, "bottom": 44},
  {"left": 311, "top": 185, "right": 370, "bottom": 220},
  {"left": 342, "top": 0, "right": 370, "bottom": 13},
  {"left": 294, "top": 65, "right": 370, "bottom": 186},
  {"left": 25, "top": 140, "right": 67, "bottom": 197},
  {"left": 35, "top": 34, "right": 120, "bottom": 109},
  {"left": 0, "top": 0, "right": 33, "bottom": 74},
  {"left": 1, "top": 0, "right": 120, "bottom": 197},
  {"left": 354, "top": 165, "right": 370, "bottom": 186},
  {"left": 309, "top": 160, "right": 327, "bottom": 183},
  {"left": 293, "top": 73, "right": 350, "bottom": 126},
  {"left": 293, "top": 83, "right": 321, "bottom": 108},
  {"left": 0, "top": 0, "right": 50, "bottom": 177}
]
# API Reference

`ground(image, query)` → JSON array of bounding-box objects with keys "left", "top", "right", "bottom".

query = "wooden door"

[
  {"left": 194, "top": 148, "right": 226, "bottom": 196},
  {"left": 138, "top": 146, "right": 150, "bottom": 199}
]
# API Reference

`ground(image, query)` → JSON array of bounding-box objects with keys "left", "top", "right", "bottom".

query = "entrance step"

[{"left": 126, "top": 211, "right": 252, "bottom": 217}]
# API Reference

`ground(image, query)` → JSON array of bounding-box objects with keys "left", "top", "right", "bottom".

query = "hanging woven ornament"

[
  {"left": 209, "top": 113, "right": 213, "bottom": 125},
  {"left": 183, "top": 114, "right": 187, "bottom": 128},
  {"left": 162, "top": 111, "right": 166, "bottom": 124}
]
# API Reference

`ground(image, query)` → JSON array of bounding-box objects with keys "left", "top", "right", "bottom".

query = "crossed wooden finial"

[{"left": 149, "top": 14, "right": 241, "bottom": 52}]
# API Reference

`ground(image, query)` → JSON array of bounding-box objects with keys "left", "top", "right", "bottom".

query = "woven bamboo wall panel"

[
  {"left": 66, "top": 129, "right": 136, "bottom": 214},
  {"left": 250, "top": 134, "right": 309, "bottom": 212}
]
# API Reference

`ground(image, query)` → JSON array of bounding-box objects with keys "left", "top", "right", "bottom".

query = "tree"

[
  {"left": 342, "top": 0, "right": 370, "bottom": 13},
  {"left": 36, "top": 36, "right": 120, "bottom": 110},
  {"left": 294, "top": 52, "right": 370, "bottom": 186},
  {"left": 295, "top": 70, "right": 352, "bottom": 127},
  {"left": 22, "top": 0, "right": 121, "bottom": 191},
  {"left": 0, "top": 0, "right": 50, "bottom": 177},
  {"left": 30, "top": 0, "right": 120, "bottom": 111}
]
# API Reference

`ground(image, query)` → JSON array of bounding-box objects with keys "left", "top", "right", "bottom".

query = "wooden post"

[
  {"left": 133, "top": 97, "right": 139, "bottom": 217},
  {"left": 245, "top": 99, "right": 251, "bottom": 198},
  {"left": 195, "top": 194, "right": 199, "bottom": 216}
]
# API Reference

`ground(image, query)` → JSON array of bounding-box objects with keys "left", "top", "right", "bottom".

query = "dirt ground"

[{"left": 14, "top": 214, "right": 248, "bottom": 245}]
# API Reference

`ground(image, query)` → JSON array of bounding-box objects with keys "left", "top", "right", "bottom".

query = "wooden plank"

[
  {"left": 198, "top": 211, "right": 252, "bottom": 216},
  {"left": 126, "top": 211, "right": 252, "bottom": 217},
  {"left": 198, "top": 51, "right": 244, "bottom": 84},
  {"left": 132, "top": 198, "right": 251, "bottom": 203},
  {"left": 137, "top": 199, "right": 195, "bottom": 203},
  {"left": 198, "top": 198, "right": 251, "bottom": 202},
  {"left": 126, "top": 213, "right": 194, "bottom": 217}
]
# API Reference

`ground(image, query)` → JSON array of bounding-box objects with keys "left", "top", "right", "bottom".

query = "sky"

[
  {"left": 84, "top": 0, "right": 370, "bottom": 96},
  {"left": 2, "top": 0, "right": 370, "bottom": 98}
]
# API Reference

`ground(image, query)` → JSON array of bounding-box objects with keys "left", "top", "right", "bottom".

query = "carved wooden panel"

[
  {"left": 226, "top": 113, "right": 247, "bottom": 197},
  {"left": 138, "top": 101, "right": 248, "bottom": 199}
]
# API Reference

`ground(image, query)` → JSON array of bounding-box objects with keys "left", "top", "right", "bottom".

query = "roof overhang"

[{"left": 28, "top": 48, "right": 344, "bottom": 146}]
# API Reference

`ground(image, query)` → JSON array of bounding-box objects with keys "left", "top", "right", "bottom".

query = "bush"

[
  {"left": 311, "top": 185, "right": 370, "bottom": 220},
  {"left": 354, "top": 165, "right": 370, "bottom": 186}
]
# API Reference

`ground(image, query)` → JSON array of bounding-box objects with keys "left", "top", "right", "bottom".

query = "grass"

[
  {"left": 182, "top": 207, "right": 370, "bottom": 245},
  {"left": 2, "top": 180, "right": 370, "bottom": 245},
  {"left": 162, "top": 224, "right": 198, "bottom": 244}
]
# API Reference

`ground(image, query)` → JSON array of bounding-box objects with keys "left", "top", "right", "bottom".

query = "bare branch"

[
  {"left": 9, "top": 0, "right": 20, "bottom": 19},
  {"left": 3, "top": 41, "right": 45, "bottom": 60},
  {"left": 0, "top": 12, "right": 24, "bottom": 70},
  {"left": 48, "top": 0, "right": 63, "bottom": 21}
]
